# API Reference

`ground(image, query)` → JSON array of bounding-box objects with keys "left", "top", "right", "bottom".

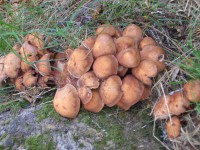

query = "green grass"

[{"left": 25, "top": 134, "right": 55, "bottom": 150}]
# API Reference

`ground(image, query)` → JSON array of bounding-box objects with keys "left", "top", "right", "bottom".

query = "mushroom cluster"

[
  {"left": 52, "top": 24, "right": 167, "bottom": 118},
  {"left": 153, "top": 80, "right": 200, "bottom": 139}
]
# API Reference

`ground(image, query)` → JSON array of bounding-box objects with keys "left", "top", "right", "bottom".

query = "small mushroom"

[
  {"left": 23, "top": 70, "right": 38, "bottom": 87},
  {"left": 83, "top": 89, "right": 104, "bottom": 113},
  {"left": 15, "top": 76, "right": 25, "bottom": 91},
  {"left": 20, "top": 41, "right": 38, "bottom": 57},
  {"left": 93, "top": 55, "right": 118, "bottom": 79},
  {"left": 117, "top": 75, "right": 144, "bottom": 110},
  {"left": 140, "top": 45, "right": 165, "bottom": 72},
  {"left": 77, "top": 86, "right": 92, "bottom": 104},
  {"left": 92, "top": 33, "right": 116, "bottom": 58},
  {"left": 96, "top": 24, "right": 116, "bottom": 36},
  {"left": 116, "top": 100, "right": 131, "bottom": 111},
  {"left": 115, "top": 36, "right": 136, "bottom": 52},
  {"left": 139, "top": 37, "right": 156, "bottom": 50},
  {"left": 38, "top": 76, "right": 53, "bottom": 88},
  {"left": 77, "top": 71, "right": 100, "bottom": 89},
  {"left": 168, "top": 92, "right": 190, "bottom": 116},
  {"left": 132, "top": 60, "right": 157, "bottom": 86},
  {"left": 53, "top": 84, "right": 80, "bottom": 118},
  {"left": 67, "top": 48, "right": 93, "bottom": 78},
  {"left": 117, "top": 65, "right": 128, "bottom": 77},
  {"left": 166, "top": 116, "right": 181, "bottom": 139},
  {"left": 0, "top": 56, "right": 7, "bottom": 85},
  {"left": 122, "top": 24, "right": 143, "bottom": 46},
  {"left": 36, "top": 54, "right": 52, "bottom": 76},
  {"left": 183, "top": 80, "right": 200, "bottom": 102},
  {"left": 153, "top": 95, "right": 171, "bottom": 120},
  {"left": 99, "top": 75, "right": 123, "bottom": 107},
  {"left": 79, "top": 36, "right": 96, "bottom": 50},
  {"left": 4, "top": 48, "right": 21, "bottom": 78},
  {"left": 21, "top": 55, "right": 38, "bottom": 72},
  {"left": 117, "top": 48, "right": 141, "bottom": 68}
]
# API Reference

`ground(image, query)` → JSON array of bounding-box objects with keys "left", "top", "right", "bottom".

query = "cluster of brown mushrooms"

[
  {"left": 153, "top": 80, "right": 200, "bottom": 139},
  {"left": 1, "top": 24, "right": 199, "bottom": 140},
  {"left": 52, "top": 24, "right": 166, "bottom": 118}
]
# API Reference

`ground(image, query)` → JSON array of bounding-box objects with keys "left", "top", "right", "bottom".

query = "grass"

[{"left": 0, "top": 0, "right": 200, "bottom": 149}]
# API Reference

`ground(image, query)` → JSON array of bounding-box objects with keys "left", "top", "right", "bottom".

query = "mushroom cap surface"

[{"left": 166, "top": 116, "right": 181, "bottom": 139}]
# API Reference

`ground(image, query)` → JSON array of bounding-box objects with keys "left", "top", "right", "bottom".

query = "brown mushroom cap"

[
  {"left": 122, "top": 24, "right": 143, "bottom": 44},
  {"left": 115, "top": 36, "right": 136, "bottom": 52},
  {"left": 15, "top": 76, "right": 25, "bottom": 92},
  {"left": 166, "top": 116, "right": 181, "bottom": 139},
  {"left": 79, "top": 36, "right": 96, "bottom": 50},
  {"left": 83, "top": 89, "right": 104, "bottom": 113},
  {"left": 77, "top": 86, "right": 92, "bottom": 104},
  {"left": 168, "top": 92, "right": 190, "bottom": 116},
  {"left": 132, "top": 60, "right": 157, "bottom": 86},
  {"left": 93, "top": 55, "right": 118, "bottom": 79},
  {"left": 0, "top": 56, "right": 7, "bottom": 85},
  {"left": 140, "top": 45, "right": 165, "bottom": 72},
  {"left": 36, "top": 53, "right": 52, "bottom": 76},
  {"left": 20, "top": 41, "right": 38, "bottom": 57},
  {"left": 13, "top": 42, "right": 21, "bottom": 52},
  {"left": 139, "top": 37, "right": 156, "bottom": 50},
  {"left": 141, "top": 85, "right": 151, "bottom": 100},
  {"left": 67, "top": 48, "right": 94, "bottom": 78},
  {"left": 117, "top": 65, "right": 128, "bottom": 77},
  {"left": 53, "top": 84, "right": 80, "bottom": 118},
  {"left": 117, "top": 100, "right": 131, "bottom": 111},
  {"left": 117, "top": 48, "right": 141, "bottom": 68},
  {"left": 23, "top": 70, "right": 38, "bottom": 87},
  {"left": 21, "top": 55, "right": 38, "bottom": 72},
  {"left": 100, "top": 75, "right": 123, "bottom": 107},
  {"left": 92, "top": 33, "right": 116, "bottom": 58},
  {"left": 38, "top": 76, "right": 53, "bottom": 88},
  {"left": 153, "top": 95, "right": 171, "bottom": 120},
  {"left": 183, "top": 80, "right": 200, "bottom": 102},
  {"left": 117, "top": 75, "right": 144, "bottom": 110},
  {"left": 96, "top": 24, "right": 116, "bottom": 36},
  {"left": 77, "top": 71, "right": 100, "bottom": 89},
  {"left": 4, "top": 51, "right": 21, "bottom": 79}
]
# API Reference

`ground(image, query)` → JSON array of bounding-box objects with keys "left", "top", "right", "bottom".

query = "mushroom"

[
  {"left": 0, "top": 56, "right": 7, "bottom": 85},
  {"left": 77, "top": 71, "right": 100, "bottom": 89},
  {"left": 132, "top": 60, "right": 157, "bottom": 86},
  {"left": 117, "top": 48, "right": 141, "bottom": 68},
  {"left": 183, "top": 80, "right": 200, "bottom": 102},
  {"left": 115, "top": 36, "right": 136, "bottom": 52},
  {"left": 92, "top": 33, "right": 116, "bottom": 58},
  {"left": 79, "top": 36, "right": 96, "bottom": 50},
  {"left": 20, "top": 41, "right": 38, "bottom": 57},
  {"left": 77, "top": 86, "right": 92, "bottom": 104},
  {"left": 116, "top": 100, "right": 131, "bottom": 111},
  {"left": 117, "top": 65, "right": 128, "bottom": 77},
  {"left": 93, "top": 55, "right": 118, "bottom": 79},
  {"left": 67, "top": 48, "right": 93, "bottom": 78},
  {"left": 99, "top": 75, "right": 123, "bottom": 107},
  {"left": 83, "top": 89, "right": 104, "bottom": 113},
  {"left": 166, "top": 116, "right": 181, "bottom": 139},
  {"left": 21, "top": 55, "right": 38, "bottom": 72},
  {"left": 4, "top": 48, "right": 21, "bottom": 79},
  {"left": 122, "top": 24, "right": 143, "bottom": 46},
  {"left": 117, "top": 75, "right": 144, "bottom": 110},
  {"left": 23, "top": 70, "right": 38, "bottom": 87},
  {"left": 140, "top": 45, "right": 165, "bottom": 72},
  {"left": 153, "top": 95, "right": 171, "bottom": 120},
  {"left": 15, "top": 76, "right": 25, "bottom": 92},
  {"left": 168, "top": 92, "right": 190, "bottom": 116},
  {"left": 36, "top": 53, "right": 52, "bottom": 76},
  {"left": 139, "top": 37, "right": 156, "bottom": 50},
  {"left": 96, "top": 24, "right": 116, "bottom": 36},
  {"left": 53, "top": 84, "right": 80, "bottom": 118},
  {"left": 38, "top": 76, "right": 53, "bottom": 88}
]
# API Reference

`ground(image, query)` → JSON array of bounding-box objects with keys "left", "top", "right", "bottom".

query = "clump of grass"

[{"left": 25, "top": 134, "right": 55, "bottom": 150}]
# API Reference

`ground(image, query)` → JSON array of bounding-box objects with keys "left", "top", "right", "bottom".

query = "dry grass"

[{"left": 0, "top": 0, "right": 200, "bottom": 149}]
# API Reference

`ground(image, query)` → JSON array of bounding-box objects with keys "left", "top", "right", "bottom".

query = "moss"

[
  {"left": 25, "top": 134, "right": 55, "bottom": 150},
  {"left": 0, "top": 145, "right": 4, "bottom": 150}
]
